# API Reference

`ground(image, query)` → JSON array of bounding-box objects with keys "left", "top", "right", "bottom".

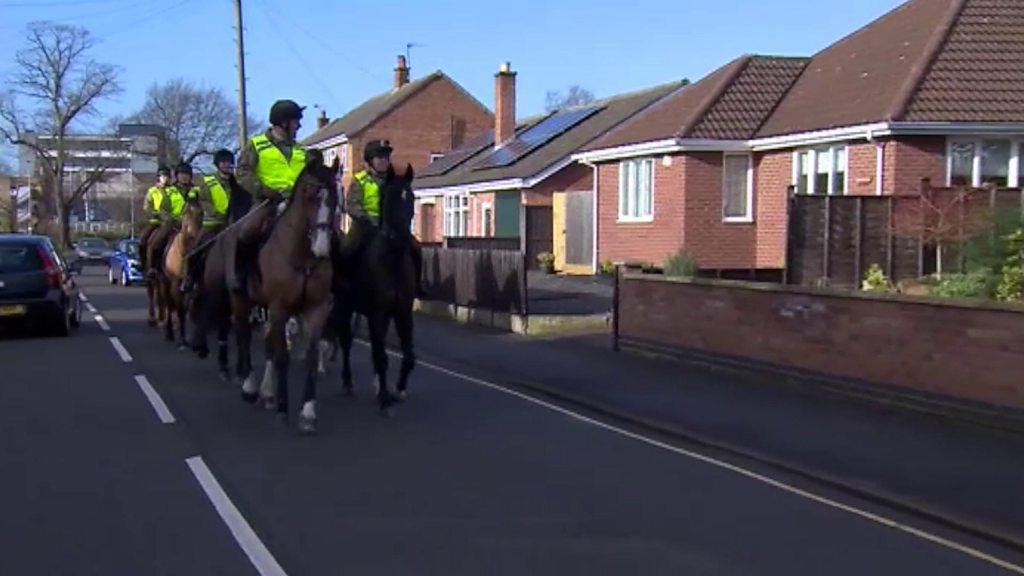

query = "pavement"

[
  {"left": 527, "top": 270, "right": 613, "bottom": 315},
  {"left": 1, "top": 267, "right": 1022, "bottom": 575}
]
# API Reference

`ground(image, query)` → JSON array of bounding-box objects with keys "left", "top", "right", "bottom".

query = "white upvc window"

[
  {"left": 723, "top": 154, "right": 754, "bottom": 222},
  {"left": 443, "top": 191, "right": 469, "bottom": 237},
  {"left": 429, "top": 152, "right": 445, "bottom": 163},
  {"left": 947, "top": 138, "right": 1020, "bottom": 188},
  {"left": 794, "top": 145, "right": 848, "bottom": 195},
  {"left": 618, "top": 158, "right": 654, "bottom": 222}
]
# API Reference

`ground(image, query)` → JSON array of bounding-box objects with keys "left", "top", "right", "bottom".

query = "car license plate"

[{"left": 0, "top": 304, "right": 27, "bottom": 317}]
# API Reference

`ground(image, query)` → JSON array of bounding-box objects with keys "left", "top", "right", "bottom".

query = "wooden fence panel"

[
  {"left": 421, "top": 247, "right": 526, "bottom": 314},
  {"left": 444, "top": 237, "right": 521, "bottom": 251}
]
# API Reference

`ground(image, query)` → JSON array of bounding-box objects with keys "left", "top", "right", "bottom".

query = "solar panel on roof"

[
  {"left": 472, "top": 105, "right": 603, "bottom": 171},
  {"left": 417, "top": 129, "right": 495, "bottom": 177}
]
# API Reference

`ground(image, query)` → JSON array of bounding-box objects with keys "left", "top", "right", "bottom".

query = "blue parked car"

[{"left": 108, "top": 238, "right": 144, "bottom": 286}]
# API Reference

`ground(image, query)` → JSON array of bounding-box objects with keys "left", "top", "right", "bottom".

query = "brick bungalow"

[
  {"left": 575, "top": 0, "right": 1024, "bottom": 274},
  {"left": 413, "top": 62, "right": 685, "bottom": 267},
  {"left": 575, "top": 55, "right": 808, "bottom": 274},
  {"left": 301, "top": 55, "right": 493, "bottom": 193}
]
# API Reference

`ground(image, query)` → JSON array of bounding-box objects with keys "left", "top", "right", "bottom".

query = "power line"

[
  {"left": 91, "top": 0, "right": 195, "bottom": 40},
  {"left": 256, "top": 0, "right": 383, "bottom": 82},
  {"left": 252, "top": 0, "right": 343, "bottom": 111}
]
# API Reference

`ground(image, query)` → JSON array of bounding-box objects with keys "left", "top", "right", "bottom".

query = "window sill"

[
  {"left": 723, "top": 216, "right": 754, "bottom": 224},
  {"left": 617, "top": 216, "right": 654, "bottom": 224}
]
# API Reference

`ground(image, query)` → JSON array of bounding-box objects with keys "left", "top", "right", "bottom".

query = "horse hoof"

[
  {"left": 240, "top": 390, "right": 258, "bottom": 404},
  {"left": 298, "top": 417, "right": 316, "bottom": 435},
  {"left": 342, "top": 386, "right": 354, "bottom": 398},
  {"left": 196, "top": 347, "right": 210, "bottom": 359},
  {"left": 379, "top": 406, "right": 394, "bottom": 419},
  {"left": 263, "top": 398, "right": 278, "bottom": 412},
  {"left": 177, "top": 344, "right": 188, "bottom": 352},
  {"left": 395, "top": 389, "right": 408, "bottom": 402},
  {"left": 275, "top": 412, "right": 289, "bottom": 426},
  {"left": 218, "top": 370, "right": 231, "bottom": 383}
]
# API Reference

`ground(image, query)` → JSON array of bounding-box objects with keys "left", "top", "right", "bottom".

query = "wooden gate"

[
  {"left": 524, "top": 206, "right": 553, "bottom": 270},
  {"left": 553, "top": 190, "right": 594, "bottom": 275}
]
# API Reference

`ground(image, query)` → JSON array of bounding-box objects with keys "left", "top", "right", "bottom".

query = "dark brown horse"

[
  {"left": 330, "top": 165, "right": 417, "bottom": 416},
  {"left": 193, "top": 153, "right": 339, "bottom": 433},
  {"left": 158, "top": 200, "right": 202, "bottom": 348}
]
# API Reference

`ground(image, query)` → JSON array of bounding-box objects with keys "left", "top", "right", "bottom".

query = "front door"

[{"left": 558, "top": 190, "right": 594, "bottom": 275}]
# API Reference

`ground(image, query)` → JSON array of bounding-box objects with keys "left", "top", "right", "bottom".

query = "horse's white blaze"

[
  {"left": 301, "top": 401, "right": 316, "bottom": 421},
  {"left": 242, "top": 374, "right": 257, "bottom": 395},
  {"left": 311, "top": 195, "right": 331, "bottom": 258},
  {"left": 260, "top": 361, "right": 275, "bottom": 399}
]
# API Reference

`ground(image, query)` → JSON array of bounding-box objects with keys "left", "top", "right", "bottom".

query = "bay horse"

[
  {"left": 230, "top": 153, "right": 340, "bottom": 433},
  {"left": 330, "top": 164, "right": 417, "bottom": 417},
  {"left": 158, "top": 200, "right": 202, "bottom": 348}
]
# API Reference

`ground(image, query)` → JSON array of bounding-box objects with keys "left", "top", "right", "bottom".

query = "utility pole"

[{"left": 234, "top": 0, "right": 249, "bottom": 150}]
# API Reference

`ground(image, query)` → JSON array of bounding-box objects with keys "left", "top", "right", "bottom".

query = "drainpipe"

[
  {"left": 868, "top": 128, "right": 885, "bottom": 196},
  {"left": 580, "top": 158, "right": 599, "bottom": 274}
]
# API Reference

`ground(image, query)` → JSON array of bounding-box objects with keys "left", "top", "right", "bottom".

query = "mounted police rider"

[
  {"left": 144, "top": 162, "right": 188, "bottom": 278},
  {"left": 228, "top": 99, "right": 308, "bottom": 293},
  {"left": 344, "top": 139, "right": 423, "bottom": 295},
  {"left": 139, "top": 165, "right": 172, "bottom": 274},
  {"left": 182, "top": 149, "right": 244, "bottom": 293}
]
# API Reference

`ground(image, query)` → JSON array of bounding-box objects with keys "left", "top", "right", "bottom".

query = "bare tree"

[
  {"left": 129, "top": 79, "right": 264, "bottom": 166},
  {"left": 892, "top": 182, "right": 992, "bottom": 278},
  {"left": 0, "top": 22, "right": 121, "bottom": 247},
  {"left": 545, "top": 85, "right": 596, "bottom": 112}
]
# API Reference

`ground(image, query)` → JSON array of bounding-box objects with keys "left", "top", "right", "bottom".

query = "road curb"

[{"left": 472, "top": 365, "right": 1024, "bottom": 555}]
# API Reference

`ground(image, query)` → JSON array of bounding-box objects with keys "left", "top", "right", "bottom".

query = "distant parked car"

[
  {"left": 72, "top": 237, "right": 112, "bottom": 268},
  {"left": 108, "top": 238, "right": 144, "bottom": 286},
  {"left": 0, "top": 234, "right": 81, "bottom": 336}
]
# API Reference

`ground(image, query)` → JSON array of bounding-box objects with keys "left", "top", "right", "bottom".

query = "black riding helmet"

[
  {"left": 175, "top": 162, "right": 193, "bottom": 177},
  {"left": 157, "top": 165, "right": 171, "bottom": 178},
  {"left": 269, "top": 99, "right": 305, "bottom": 127},
  {"left": 212, "top": 149, "right": 235, "bottom": 167},
  {"left": 363, "top": 139, "right": 393, "bottom": 163}
]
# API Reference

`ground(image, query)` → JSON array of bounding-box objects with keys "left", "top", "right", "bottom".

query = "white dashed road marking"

[
  {"left": 109, "top": 337, "right": 133, "bottom": 363},
  {"left": 133, "top": 375, "right": 175, "bottom": 424},
  {"left": 186, "top": 456, "right": 288, "bottom": 576}
]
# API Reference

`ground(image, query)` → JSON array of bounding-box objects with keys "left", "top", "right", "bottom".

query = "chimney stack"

[
  {"left": 494, "top": 61, "right": 516, "bottom": 147},
  {"left": 317, "top": 109, "right": 329, "bottom": 130},
  {"left": 394, "top": 55, "right": 410, "bottom": 90}
]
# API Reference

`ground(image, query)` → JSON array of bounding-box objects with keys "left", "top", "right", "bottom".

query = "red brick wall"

[
  {"left": 524, "top": 163, "right": 593, "bottom": 207},
  {"left": 596, "top": 156, "right": 685, "bottom": 267},
  {"left": 360, "top": 77, "right": 492, "bottom": 176},
  {"left": 681, "top": 153, "right": 757, "bottom": 269},
  {"left": 846, "top": 142, "right": 878, "bottom": 196},
  {"left": 619, "top": 275, "right": 1024, "bottom": 409},
  {"left": 754, "top": 151, "right": 790, "bottom": 269},
  {"left": 890, "top": 136, "right": 946, "bottom": 194},
  {"left": 412, "top": 198, "right": 444, "bottom": 243}
]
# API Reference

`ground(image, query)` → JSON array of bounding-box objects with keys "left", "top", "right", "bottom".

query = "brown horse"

[
  {"left": 329, "top": 165, "right": 418, "bottom": 416},
  {"left": 201, "top": 154, "right": 337, "bottom": 434},
  {"left": 159, "top": 200, "right": 203, "bottom": 348}
]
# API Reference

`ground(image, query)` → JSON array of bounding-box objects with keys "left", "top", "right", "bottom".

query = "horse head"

[
  {"left": 380, "top": 164, "right": 415, "bottom": 242},
  {"left": 291, "top": 150, "right": 340, "bottom": 260},
  {"left": 181, "top": 197, "right": 203, "bottom": 242}
]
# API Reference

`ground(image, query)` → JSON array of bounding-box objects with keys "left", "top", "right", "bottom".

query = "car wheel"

[
  {"left": 53, "top": 303, "right": 71, "bottom": 337},
  {"left": 109, "top": 266, "right": 117, "bottom": 285},
  {"left": 70, "top": 298, "right": 81, "bottom": 328}
]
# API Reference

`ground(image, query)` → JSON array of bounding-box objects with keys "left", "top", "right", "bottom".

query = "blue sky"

[{"left": 1, "top": 0, "right": 903, "bottom": 148}]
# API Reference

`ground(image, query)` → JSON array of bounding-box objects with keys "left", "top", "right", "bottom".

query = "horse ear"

[{"left": 404, "top": 163, "right": 414, "bottom": 182}]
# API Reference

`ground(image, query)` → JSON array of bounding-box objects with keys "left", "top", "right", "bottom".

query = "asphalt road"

[{"left": 1, "top": 266, "right": 1022, "bottom": 575}]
